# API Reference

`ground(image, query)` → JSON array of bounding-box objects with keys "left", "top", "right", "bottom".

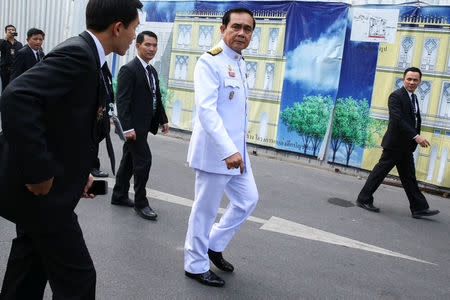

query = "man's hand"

[
  {"left": 225, "top": 152, "right": 245, "bottom": 174},
  {"left": 125, "top": 130, "right": 136, "bottom": 141},
  {"left": 25, "top": 177, "right": 54, "bottom": 196},
  {"left": 415, "top": 135, "right": 430, "bottom": 148},
  {"left": 82, "top": 173, "right": 95, "bottom": 198},
  {"left": 161, "top": 123, "right": 169, "bottom": 134}
]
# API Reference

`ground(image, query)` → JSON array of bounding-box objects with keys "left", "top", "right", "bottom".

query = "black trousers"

[
  {"left": 357, "top": 148, "right": 429, "bottom": 212},
  {"left": 1, "top": 67, "right": 11, "bottom": 92},
  {"left": 0, "top": 218, "right": 96, "bottom": 300},
  {"left": 112, "top": 132, "right": 151, "bottom": 208}
]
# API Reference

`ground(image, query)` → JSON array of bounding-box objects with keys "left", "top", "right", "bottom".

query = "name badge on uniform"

[{"left": 229, "top": 91, "right": 234, "bottom": 100}]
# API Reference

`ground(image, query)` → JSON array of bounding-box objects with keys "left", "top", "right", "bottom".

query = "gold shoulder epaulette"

[{"left": 207, "top": 47, "right": 222, "bottom": 56}]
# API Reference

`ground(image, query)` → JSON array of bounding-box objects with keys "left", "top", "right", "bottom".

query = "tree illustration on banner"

[
  {"left": 330, "top": 97, "right": 384, "bottom": 165},
  {"left": 159, "top": 78, "right": 174, "bottom": 109},
  {"left": 280, "top": 95, "right": 333, "bottom": 156}
]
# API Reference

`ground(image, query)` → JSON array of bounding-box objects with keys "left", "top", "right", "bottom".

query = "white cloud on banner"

[
  {"left": 284, "top": 18, "right": 347, "bottom": 91},
  {"left": 152, "top": 1, "right": 195, "bottom": 21}
]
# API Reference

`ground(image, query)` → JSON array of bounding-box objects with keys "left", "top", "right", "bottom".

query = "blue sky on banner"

[
  {"left": 275, "top": 2, "right": 349, "bottom": 154},
  {"left": 142, "top": 1, "right": 293, "bottom": 23}
]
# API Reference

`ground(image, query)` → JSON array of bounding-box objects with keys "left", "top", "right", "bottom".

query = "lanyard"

[{"left": 99, "top": 69, "right": 114, "bottom": 116}]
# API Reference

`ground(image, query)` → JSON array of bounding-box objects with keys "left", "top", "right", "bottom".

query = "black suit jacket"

[
  {"left": 10, "top": 45, "right": 45, "bottom": 80},
  {"left": 381, "top": 86, "right": 421, "bottom": 153},
  {"left": 0, "top": 31, "right": 104, "bottom": 232},
  {"left": 116, "top": 57, "right": 168, "bottom": 136}
]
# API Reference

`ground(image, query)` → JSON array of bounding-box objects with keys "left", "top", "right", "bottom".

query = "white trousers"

[{"left": 184, "top": 168, "right": 258, "bottom": 274}]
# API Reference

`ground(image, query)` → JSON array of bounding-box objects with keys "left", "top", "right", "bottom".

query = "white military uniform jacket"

[{"left": 187, "top": 39, "right": 250, "bottom": 175}]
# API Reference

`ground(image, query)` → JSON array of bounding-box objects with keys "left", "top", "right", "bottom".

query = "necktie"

[
  {"left": 100, "top": 62, "right": 116, "bottom": 175},
  {"left": 411, "top": 93, "right": 417, "bottom": 115},
  {"left": 146, "top": 65, "right": 157, "bottom": 113}
]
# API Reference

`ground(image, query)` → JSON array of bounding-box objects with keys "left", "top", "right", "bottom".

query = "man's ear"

[{"left": 111, "top": 22, "right": 122, "bottom": 37}]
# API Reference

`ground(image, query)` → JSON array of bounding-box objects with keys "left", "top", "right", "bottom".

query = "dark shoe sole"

[
  {"left": 185, "top": 272, "right": 225, "bottom": 287},
  {"left": 356, "top": 200, "right": 380, "bottom": 213},
  {"left": 134, "top": 208, "right": 157, "bottom": 220},
  {"left": 412, "top": 211, "right": 439, "bottom": 219}
]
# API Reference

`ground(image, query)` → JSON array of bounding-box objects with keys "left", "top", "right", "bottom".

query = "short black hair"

[
  {"left": 222, "top": 7, "right": 255, "bottom": 30},
  {"left": 5, "top": 25, "right": 15, "bottom": 33},
  {"left": 403, "top": 67, "right": 422, "bottom": 79},
  {"left": 136, "top": 31, "right": 158, "bottom": 44},
  {"left": 27, "top": 28, "right": 45, "bottom": 39},
  {"left": 86, "top": 0, "right": 143, "bottom": 32}
]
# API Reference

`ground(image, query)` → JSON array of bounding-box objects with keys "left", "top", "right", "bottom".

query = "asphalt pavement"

[{"left": 0, "top": 133, "right": 449, "bottom": 299}]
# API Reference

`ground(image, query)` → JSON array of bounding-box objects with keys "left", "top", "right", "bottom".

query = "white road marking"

[
  {"left": 260, "top": 217, "right": 435, "bottom": 265},
  {"left": 105, "top": 178, "right": 434, "bottom": 265}
]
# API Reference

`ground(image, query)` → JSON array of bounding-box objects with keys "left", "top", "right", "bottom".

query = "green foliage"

[
  {"left": 330, "top": 97, "right": 384, "bottom": 166},
  {"left": 280, "top": 95, "right": 333, "bottom": 155},
  {"left": 159, "top": 77, "right": 174, "bottom": 109}
]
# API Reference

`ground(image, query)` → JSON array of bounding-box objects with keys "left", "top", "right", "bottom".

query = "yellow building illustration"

[
  {"left": 166, "top": 10, "right": 287, "bottom": 148},
  {"left": 362, "top": 15, "right": 450, "bottom": 188}
]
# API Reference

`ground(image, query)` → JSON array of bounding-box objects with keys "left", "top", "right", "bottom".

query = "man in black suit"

[
  {"left": 111, "top": 31, "right": 169, "bottom": 220},
  {"left": 10, "top": 28, "right": 45, "bottom": 80},
  {"left": 0, "top": 25, "right": 22, "bottom": 91},
  {"left": 356, "top": 67, "right": 439, "bottom": 219},
  {"left": 0, "top": 0, "right": 142, "bottom": 298}
]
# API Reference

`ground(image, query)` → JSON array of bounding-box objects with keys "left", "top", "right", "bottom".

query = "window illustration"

[
  {"left": 413, "top": 147, "right": 418, "bottom": 165},
  {"left": 426, "top": 145, "right": 437, "bottom": 181},
  {"left": 438, "top": 81, "right": 450, "bottom": 118},
  {"left": 394, "top": 77, "right": 403, "bottom": 90},
  {"left": 171, "top": 100, "right": 182, "bottom": 126},
  {"left": 174, "top": 55, "right": 189, "bottom": 80},
  {"left": 267, "top": 28, "right": 279, "bottom": 55},
  {"left": 420, "top": 38, "right": 439, "bottom": 71},
  {"left": 397, "top": 36, "right": 415, "bottom": 69},
  {"left": 447, "top": 44, "right": 450, "bottom": 73},
  {"left": 246, "top": 61, "right": 257, "bottom": 89},
  {"left": 416, "top": 80, "right": 432, "bottom": 114},
  {"left": 263, "top": 63, "right": 275, "bottom": 90},
  {"left": 437, "top": 147, "right": 447, "bottom": 184},
  {"left": 198, "top": 25, "right": 213, "bottom": 50},
  {"left": 177, "top": 24, "right": 192, "bottom": 49},
  {"left": 258, "top": 112, "right": 268, "bottom": 140},
  {"left": 244, "top": 27, "right": 261, "bottom": 55}
]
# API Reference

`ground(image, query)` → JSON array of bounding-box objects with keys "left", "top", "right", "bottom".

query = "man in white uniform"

[{"left": 184, "top": 8, "right": 258, "bottom": 287}]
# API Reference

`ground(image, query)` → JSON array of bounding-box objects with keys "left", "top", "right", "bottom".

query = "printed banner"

[{"left": 113, "top": 1, "right": 449, "bottom": 188}]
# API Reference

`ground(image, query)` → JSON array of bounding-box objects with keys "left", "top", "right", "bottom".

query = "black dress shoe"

[
  {"left": 91, "top": 168, "right": 109, "bottom": 178},
  {"left": 185, "top": 270, "right": 225, "bottom": 287},
  {"left": 134, "top": 206, "right": 157, "bottom": 220},
  {"left": 208, "top": 249, "right": 234, "bottom": 272},
  {"left": 412, "top": 209, "right": 440, "bottom": 219},
  {"left": 111, "top": 197, "right": 134, "bottom": 207},
  {"left": 356, "top": 199, "right": 380, "bottom": 213}
]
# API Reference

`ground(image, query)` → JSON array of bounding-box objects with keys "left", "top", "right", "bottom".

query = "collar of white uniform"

[{"left": 219, "top": 39, "right": 244, "bottom": 61}]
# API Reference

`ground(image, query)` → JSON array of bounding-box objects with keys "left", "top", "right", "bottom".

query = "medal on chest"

[{"left": 228, "top": 64, "right": 235, "bottom": 77}]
